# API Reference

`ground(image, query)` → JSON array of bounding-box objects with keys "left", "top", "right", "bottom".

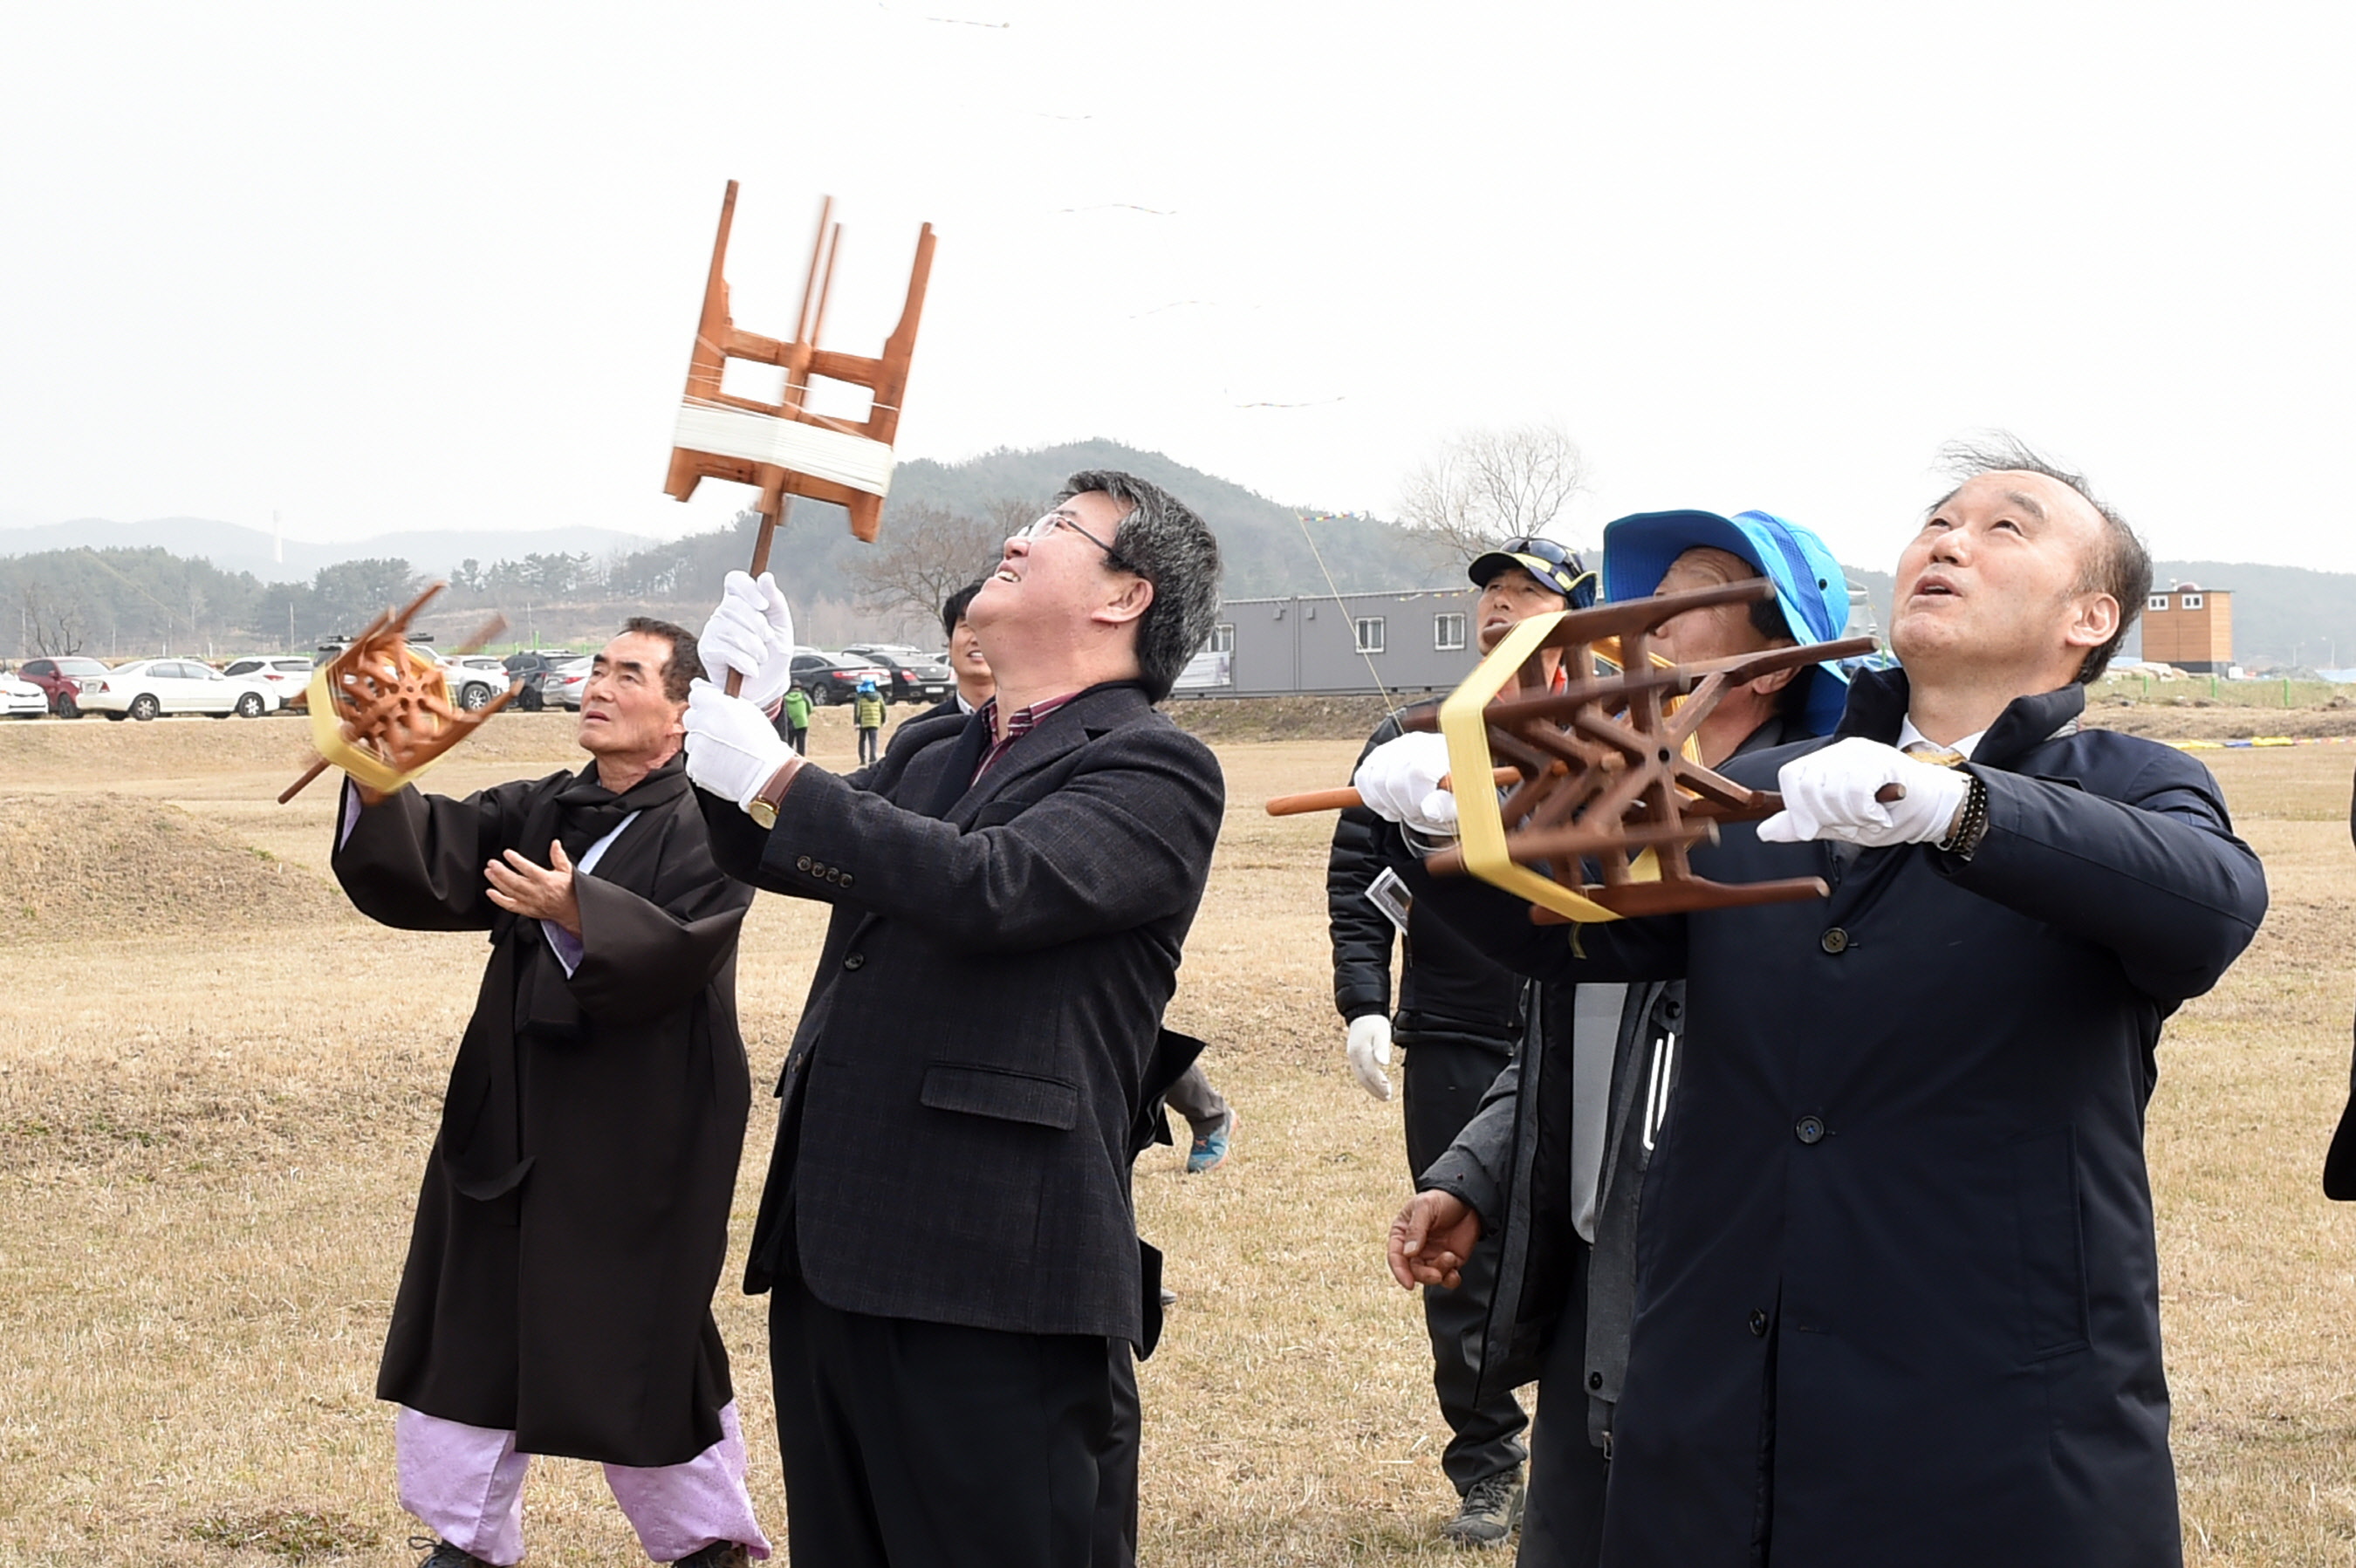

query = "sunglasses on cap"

[{"left": 1476, "top": 537, "right": 1598, "bottom": 605}]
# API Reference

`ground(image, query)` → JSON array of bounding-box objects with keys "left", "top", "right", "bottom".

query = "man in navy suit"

[{"left": 1363, "top": 440, "right": 2268, "bottom": 1567}]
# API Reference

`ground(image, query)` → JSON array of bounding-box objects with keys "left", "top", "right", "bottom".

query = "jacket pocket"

[
  {"left": 921, "top": 1061, "right": 1080, "bottom": 1130},
  {"left": 2009, "top": 1125, "right": 2091, "bottom": 1359}
]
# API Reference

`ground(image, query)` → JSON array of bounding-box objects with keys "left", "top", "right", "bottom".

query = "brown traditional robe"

[{"left": 333, "top": 756, "right": 756, "bottom": 1467}]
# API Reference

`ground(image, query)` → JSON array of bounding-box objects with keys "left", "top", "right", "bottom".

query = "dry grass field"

[{"left": 3, "top": 708, "right": 2356, "bottom": 1565}]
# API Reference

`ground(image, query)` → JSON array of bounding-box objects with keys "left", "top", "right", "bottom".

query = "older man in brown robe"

[{"left": 332, "top": 617, "right": 765, "bottom": 1568}]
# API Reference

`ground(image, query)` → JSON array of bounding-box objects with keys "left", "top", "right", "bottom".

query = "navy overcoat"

[{"left": 1402, "top": 672, "right": 2267, "bottom": 1567}]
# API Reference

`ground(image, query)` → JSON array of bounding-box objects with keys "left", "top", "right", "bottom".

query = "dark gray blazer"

[{"left": 699, "top": 681, "right": 1225, "bottom": 1345}]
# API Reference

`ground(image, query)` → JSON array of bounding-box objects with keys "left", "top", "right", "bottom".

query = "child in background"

[{"left": 853, "top": 676, "right": 885, "bottom": 765}]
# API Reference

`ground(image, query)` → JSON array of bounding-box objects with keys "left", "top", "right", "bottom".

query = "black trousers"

[
  {"left": 1518, "top": 1241, "right": 1609, "bottom": 1568},
  {"left": 1093, "top": 1341, "right": 1139, "bottom": 1568},
  {"left": 858, "top": 726, "right": 880, "bottom": 765},
  {"left": 770, "top": 1277, "right": 1113, "bottom": 1568},
  {"left": 1401, "top": 1034, "right": 1530, "bottom": 1494}
]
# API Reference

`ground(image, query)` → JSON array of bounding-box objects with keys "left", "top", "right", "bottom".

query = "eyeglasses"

[{"left": 1021, "top": 510, "right": 1133, "bottom": 572}]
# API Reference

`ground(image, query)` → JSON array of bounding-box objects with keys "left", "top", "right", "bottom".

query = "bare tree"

[
  {"left": 20, "top": 581, "right": 87, "bottom": 656},
  {"left": 1398, "top": 421, "right": 1588, "bottom": 566},
  {"left": 843, "top": 502, "right": 1009, "bottom": 634}
]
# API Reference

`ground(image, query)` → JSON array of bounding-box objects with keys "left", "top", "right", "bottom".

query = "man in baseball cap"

[{"left": 1325, "top": 533, "right": 1593, "bottom": 1547}]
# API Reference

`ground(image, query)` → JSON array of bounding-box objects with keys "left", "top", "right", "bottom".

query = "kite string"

[{"left": 1292, "top": 511, "right": 1399, "bottom": 720}]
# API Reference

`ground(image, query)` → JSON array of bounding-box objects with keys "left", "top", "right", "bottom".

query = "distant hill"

[
  {"left": 0, "top": 517, "right": 659, "bottom": 585},
  {"left": 6, "top": 446, "right": 2347, "bottom": 667}
]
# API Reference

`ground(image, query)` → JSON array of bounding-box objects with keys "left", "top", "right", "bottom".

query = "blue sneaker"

[{"left": 1186, "top": 1110, "right": 1236, "bottom": 1174}]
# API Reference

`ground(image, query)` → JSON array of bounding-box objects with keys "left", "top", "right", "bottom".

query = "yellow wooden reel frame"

[{"left": 1413, "top": 580, "right": 1879, "bottom": 922}]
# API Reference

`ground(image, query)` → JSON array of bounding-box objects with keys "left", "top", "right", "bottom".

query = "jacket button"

[
  {"left": 1750, "top": 1309, "right": 1769, "bottom": 1337},
  {"left": 1794, "top": 1114, "right": 1825, "bottom": 1145},
  {"left": 843, "top": 953, "right": 865, "bottom": 971},
  {"left": 795, "top": 855, "right": 812, "bottom": 873},
  {"left": 1819, "top": 928, "right": 1849, "bottom": 954},
  {"left": 826, "top": 867, "right": 842, "bottom": 883},
  {"left": 1587, "top": 1371, "right": 1604, "bottom": 1391},
  {"left": 839, "top": 873, "right": 854, "bottom": 889}
]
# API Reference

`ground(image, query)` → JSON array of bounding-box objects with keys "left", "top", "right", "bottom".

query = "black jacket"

[
  {"left": 699, "top": 683, "right": 1224, "bottom": 1348},
  {"left": 1327, "top": 707, "right": 1525, "bottom": 1044},
  {"left": 335, "top": 760, "right": 756, "bottom": 1467},
  {"left": 1421, "top": 717, "right": 1794, "bottom": 1428},
  {"left": 1400, "top": 670, "right": 2268, "bottom": 1567}
]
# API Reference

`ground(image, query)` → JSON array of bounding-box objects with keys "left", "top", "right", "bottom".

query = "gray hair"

[
  {"left": 1057, "top": 469, "right": 1223, "bottom": 702},
  {"left": 1932, "top": 434, "right": 2151, "bottom": 684}
]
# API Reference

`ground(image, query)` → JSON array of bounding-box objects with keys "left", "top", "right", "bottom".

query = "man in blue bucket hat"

[
  {"left": 1381, "top": 508, "right": 1855, "bottom": 1562},
  {"left": 1600, "top": 508, "right": 1855, "bottom": 751}
]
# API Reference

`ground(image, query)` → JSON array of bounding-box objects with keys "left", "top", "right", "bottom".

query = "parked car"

[
  {"left": 222, "top": 654, "right": 318, "bottom": 711},
  {"left": 434, "top": 653, "right": 513, "bottom": 711},
  {"left": 790, "top": 649, "right": 888, "bottom": 707},
  {"left": 535, "top": 656, "right": 594, "bottom": 711},
  {"left": 2, "top": 671, "right": 47, "bottom": 718},
  {"left": 502, "top": 650, "right": 580, "bottom": 712},
  {"left": 16, "top": 655, "right": 113, "bottom": 717},
  {"left": 80, "top": 658, "right": 281, "bottom": 720},
  {"left": 839, "top": 643, "right": 954, "bottom": 706}
]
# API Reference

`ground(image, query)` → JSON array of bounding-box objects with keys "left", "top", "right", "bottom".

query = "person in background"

[
  {"left": 853, "top": 675, "right": 886, "bottom": 765},
  {"left": 1373, "top": 441, "right": 2268, "bottom": 1567},
  {"left": 332, "top": 619, "right": 767, "bottom": 1568},
  {"left": 776, "top": 683, "right": 812, "bottom": 755},
  {"left": 1327, "top": 536, "right": 1594, "bottom": 1549},
  {"left": 936, "top": 579, "right": 995, "bottom": 716},
  {"left": 1409, "top": 508, "right": 1854, "bottom": 1567}
]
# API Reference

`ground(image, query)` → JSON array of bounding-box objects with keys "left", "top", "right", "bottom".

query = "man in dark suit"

[
  {"left": 1368, "top": 440, "right": 2269, "bottom": 1566},
  {"left": 680, "top": 470, "right": 1225, "bottom": 1568}
]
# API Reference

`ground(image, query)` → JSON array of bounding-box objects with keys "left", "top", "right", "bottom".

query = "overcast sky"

[{"left": 3, "top": 1, "right": 2351, "bottom": 578}]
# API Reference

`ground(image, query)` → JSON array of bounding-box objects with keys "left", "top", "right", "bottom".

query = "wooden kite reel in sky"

[
  {"left": 277, "top": 585, "right": 513, "bottom": 804},
  {"left": 1270, "top": 579, "right": 1875, "bottom": 923},
  {"left": 663, "top": 181, "right": 937, "bottom": 575}
]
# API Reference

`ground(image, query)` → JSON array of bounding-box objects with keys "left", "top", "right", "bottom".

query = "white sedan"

[
  {"left": 80, "top": 659, "right": 283, "bottom": 720},
  {"left": 1, "top": 673, "right": 45, "bottom": 718}
]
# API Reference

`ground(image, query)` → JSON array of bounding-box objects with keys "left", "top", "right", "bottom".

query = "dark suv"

[
  {"left": 17, "top": 656, "right": 113, "bottom": 717},
  {"left": 501, "top": 650, "right": 580, "bottom": 712},
  {"left": 840, "top": 644, "right": 954, "bottom": 706}
]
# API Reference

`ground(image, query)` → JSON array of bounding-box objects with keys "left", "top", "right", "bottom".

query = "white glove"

[
  {"left": 1756, "top": 736, "right": 1973, "bottom": 848},
  {"left": 1346, "top": 1013, "right": 1394, "bottom": 1101},
  {"left": 1353, "top": 731, "right": 1458, "bottom": 836},
  {"left": 683, "top": 681, "right": 795, "bottom": 810},
  {"left": 699, "top": 571, "right": 796, "bottom": 711}
]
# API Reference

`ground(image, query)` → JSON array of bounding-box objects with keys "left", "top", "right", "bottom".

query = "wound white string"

[{"left": 674, "top": 400, "right": 899, "bottom": 497}]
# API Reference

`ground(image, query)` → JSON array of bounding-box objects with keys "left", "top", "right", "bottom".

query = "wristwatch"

[{"left": 746, "top": 757, "right": 801, "bottom": 829}]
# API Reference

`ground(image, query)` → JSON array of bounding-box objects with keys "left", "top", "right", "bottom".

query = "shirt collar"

[{"left": 1896, "top": 715, "right": 1986, "bottom": 761}]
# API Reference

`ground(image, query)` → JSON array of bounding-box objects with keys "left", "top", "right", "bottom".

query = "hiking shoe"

[
  {"left": 671, "top": 1544, "right": 750, "bottom": 1568},
  {"left": 1440, "top": 1469, "right": 1525, "bottom": 1549},
  {"left": 410, "top": 1540, "right": 495, "bottom": 1568},
  {"left": 1186, "top": 1110, "right": 1236, "bottom": 1174}
]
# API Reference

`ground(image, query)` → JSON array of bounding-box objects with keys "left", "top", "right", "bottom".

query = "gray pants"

[{"left": 1162, "top": 1061, "right": 1228, "bottom": 1134}]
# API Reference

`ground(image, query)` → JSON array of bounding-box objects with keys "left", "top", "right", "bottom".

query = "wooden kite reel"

[
  {"left": 1270, "top": 579, "right": 1875, "bottom": 922},
  {"left": 663, "top": 181, "right": 937, "bottom": 571},
  {"left": 277, "top": 585, "right": 515, "bottom": 804}
]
